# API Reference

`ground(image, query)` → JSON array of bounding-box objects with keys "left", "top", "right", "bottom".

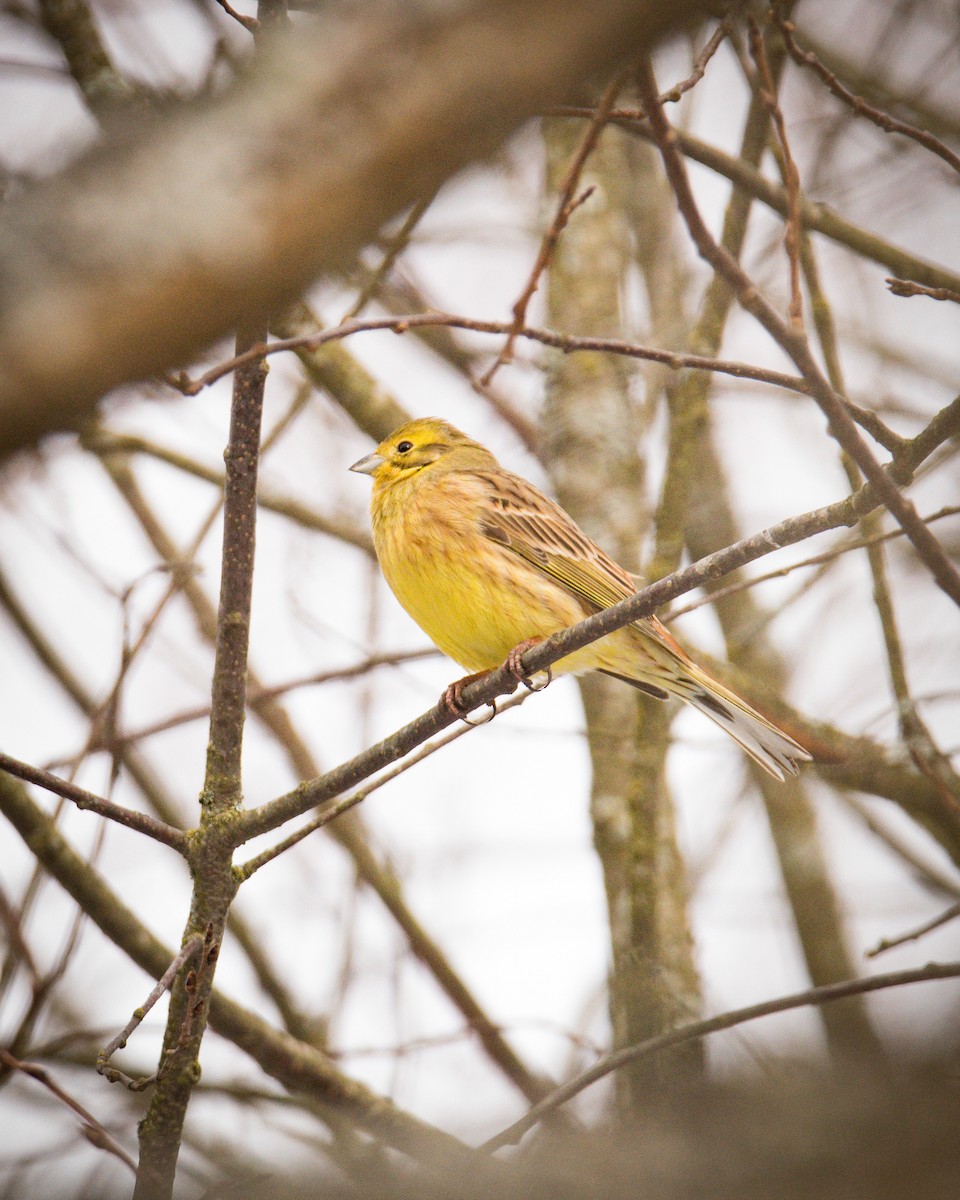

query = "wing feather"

[
  {"left": 475, "top": 468, "right": 636, "bottom": 610},
  {"left": 472, "top": 466, "right": 697, "bottom": 666}
]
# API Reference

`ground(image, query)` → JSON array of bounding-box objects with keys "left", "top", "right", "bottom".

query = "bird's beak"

[{"left": 349, "top": 451, "right": 385, "bottom": 476}]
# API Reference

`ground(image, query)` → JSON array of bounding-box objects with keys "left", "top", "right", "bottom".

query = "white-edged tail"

[{"left": 676, "top": 664, "right": 812, "bottom": 782}]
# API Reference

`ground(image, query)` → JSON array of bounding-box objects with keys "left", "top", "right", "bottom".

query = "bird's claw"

[
  {"left": 441, "top": 674, "right": 497, "bottom": 726},
  {"left": 504, "top": 638, "right": 551, "bottom": 694}
]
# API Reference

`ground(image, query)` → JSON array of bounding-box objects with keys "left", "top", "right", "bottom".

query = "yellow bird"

[{"left": 351, "top": 417, "right": 811, "bottom": 780}]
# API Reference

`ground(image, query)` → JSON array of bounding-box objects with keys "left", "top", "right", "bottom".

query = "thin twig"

[
  {"left": 886, "top": 278, "right": 960, "bottom": 305},
  {"left": 775, "top": 9, "right": 960, "bottom": 177},
  {"left": 748, "top": 17, "right": 804, "bottom": 330},
  {"left": 866, "top": 902, "right": 960, "bottom": 958},
  {"left": 175, "top": 312, "right": 812, "bottom": 397},
  {"left": 213, "top": 0, "right": 259, "bottom": 34},
  {"left": 658, "top": 15, "right": 732, "bottom": 103},
  {"left": 549, "top": 107, "right": 960, "bottom": 296},
  {"left": 341, "top": 195, "right": 433, "bottom": 322},
  {"left": 482, "top": 960, "right": 960, "bottom": 1149},
  {"left": 839, "top": 790, "right": 960, "bottom": 902},
  {"left": 667, "top": 505, "right": 960, "bottom": 620},
  {"left": 0, "top": 1048, "right": 137, "bottom": 1173},
  {"left": 235, "top": 691, "right": 530, "bottom": 880},
  {"left": 90, "top": 649, "right": 438, "bottom": 753},
  {"left": 635, "top": 59, "right": 960, "bottom": 609},
  {"left": 0, "top": 751, "right": 187, "bottom": 851},
  {"left": 98, "top": 932, "right": 205, "bottom": 1089},
  {"left": 790, "top": 160, "right": 959, "bottom": 806},
  {"left": 480, "top": 71, "right": 626, "bottom": 385}
]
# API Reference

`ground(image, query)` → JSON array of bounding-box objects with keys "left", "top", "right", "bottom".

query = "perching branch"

[{"left": 238, "top": 434, "right": 954, "bottom": 844}]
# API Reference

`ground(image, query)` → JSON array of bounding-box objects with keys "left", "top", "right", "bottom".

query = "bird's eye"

[{"left": 396, "top": 440, "right": 413, "bottom": 453}]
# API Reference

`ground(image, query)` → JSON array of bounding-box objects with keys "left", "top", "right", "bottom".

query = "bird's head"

[{"left": 349, "top": 418, "right": 492, "bottom": 484}]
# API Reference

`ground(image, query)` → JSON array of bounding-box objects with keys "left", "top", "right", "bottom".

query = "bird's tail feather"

[{"left": 675, "top": 663, "right": 812, "bottom": 782}]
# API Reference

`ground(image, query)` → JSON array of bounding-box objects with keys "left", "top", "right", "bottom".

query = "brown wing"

[
  {"left": 473, "top": 464, "right": 694, "bottom": 667},
  {"left": 474, "top": 466, "right": 637, "bottom": 608}
]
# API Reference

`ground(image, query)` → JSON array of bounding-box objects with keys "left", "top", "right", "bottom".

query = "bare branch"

[
  {"left": 776, "top": 9, "right": 960, "bottom": 177},
  {"left": 179, "top": 312, "right": 813, "bottom": 397},
  {"left": 483, "top": 960, "right": 960, "bottom": 1149},
  {"left": 0, "top": 1048, "right": 137, "bottom": 1175},
  {"left": 551, "top": 108, "right": 960, "bottom": 295},
  {"left": 98, "top": 933, "right": 205, "bottom": 1090},
  {"left": 867, "top": 902, "right": 960, "bottom": 958},
  {"left": 0, "top": 0, "right": 705, "bottom": 458},
  {"left": 635, "top": 60, "right": 960, "bottom": 608},
  {"left": 0, "top": 751, "right": 187, "bottom": 852},
  {"left": 886, "top": 278, "right": 960, "bottom": 305},
  {"left": 0, "top": 770, "right": 484, "bottom": 1167},
  {"left": 482, "top": 70, "right": 626, "bottom": 384}
]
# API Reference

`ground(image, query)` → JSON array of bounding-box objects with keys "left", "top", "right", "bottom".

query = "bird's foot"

[
  {"left": 441, "top": 672, "right": 497, "bottom": 726},
  {"left": 504, "top": 637, "right": 552, "bottom": 693}
]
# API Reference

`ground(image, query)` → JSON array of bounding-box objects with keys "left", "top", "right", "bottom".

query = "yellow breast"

[{"left": 370, "top": 471, "right": 584, "bottom": 673}]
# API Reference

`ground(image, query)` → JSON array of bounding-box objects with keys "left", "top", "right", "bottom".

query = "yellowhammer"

[{"left": 351, "top": 417, "right": 811, "bottom": 780}]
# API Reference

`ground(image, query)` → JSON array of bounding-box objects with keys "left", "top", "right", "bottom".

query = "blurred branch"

[
  {"left": 886, "top": 278, "right": 960, "bottom": 305},
  {"left": 748, "top": 16, "right": 804, "bottom": 331},
  {"left": 272, "top": 300, "right": 412, "bottom": 442},
  {"left": 0, "top": 1048, "right": 137, "bottom": 1175},
  {"left": 648, "top": 21, "right": 880, "bottom": 1057},
  {"left": 659, "top": 13, "right": 732, "bottom": 102},
  {"left": 340, "top": 196, "right": 434, "bottom": 322},
  {"left": 483, "top": 70, "right": 625, "bottom": 383},
  {"left": 214, "top": 0, "right": 260, "bottom": 35},
  {"left": 669, "top": 504, "right": 960, "bottom": 620},
  {"left": 866, "top": 901, "right": 960, "bottom": 959},
  {"left": 541, "top": 111, "right": 703, "bottom": 1101},
  {"left": 649, "top": 42, "right": 776, "bottom": 585},
  {"left": 93, "top": 650, "right": 436, "bottom": 753},
  {"left": 838, "top": 790, "right": 960, "bottom": 901},
  {"left": 85, "top": 431, "right": 374, "bottom": 553},
  {"left": 794, "top": 32, "right": 960, "bottom": 144},
  {"left": 37, "top": 0, "right": 141, "bottom": 111},
  {"left": 484, "top": 960, "right": 960, "bottom": 1149},
  {"left": 0, "top": 0, "right": 704, "bottom": 458},
  {"left": 791, "top": 162, "right": 960, "bottom": 809}
]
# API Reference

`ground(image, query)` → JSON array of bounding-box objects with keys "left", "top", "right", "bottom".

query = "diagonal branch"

[
  {"left": 483, "top": 960, "right": 960, "bottom": 1149},
  {"left": 635, "top": 60, "right": 960, "bottom": 609},
  {"left": 0, "top": 751, "right": 187, "bottom": 852},
  {"left": 775, "top": 9, "right": 960, "bottom": 177}
]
